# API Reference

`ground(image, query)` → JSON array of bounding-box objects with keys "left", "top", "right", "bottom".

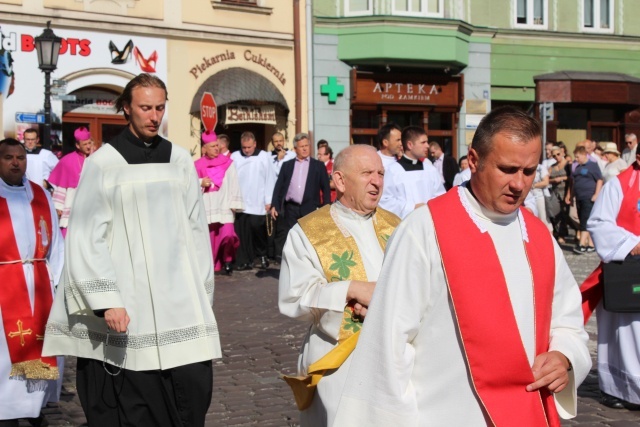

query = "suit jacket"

[
  {"left": 442, "top": 154, "right": 459, "bottom": 191},
  {"left": 272, "top": 156, "right": 331, "bottom": 217}
]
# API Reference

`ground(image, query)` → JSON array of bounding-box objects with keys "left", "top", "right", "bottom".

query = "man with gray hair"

[
  {"left": 279, "top": 144, "right": 400, "bottom": 426},
  {"left": 622, "top": 133, "right": 638, "bottom": 166},
  {"left": 270, "top": 133, "right": 330, "bottom": 261}
]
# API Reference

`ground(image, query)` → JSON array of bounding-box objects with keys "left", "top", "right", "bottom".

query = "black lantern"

[{"left": 34, "top": 21, "right": 62, "bottom": 149}]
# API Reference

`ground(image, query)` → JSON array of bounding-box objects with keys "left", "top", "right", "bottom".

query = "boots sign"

[{"left": 200, "top": 92, "right": 217, "bottom": 132}]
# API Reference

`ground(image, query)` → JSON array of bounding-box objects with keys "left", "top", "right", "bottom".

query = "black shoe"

[
  {"left": 586, "top": 246, "right": 596, "bottom": 253},
  {"left": 274, "top": 255, "right": 282, "bottom": 265},
  {"left": 259, "top": 256, "right": 270, "bottom": 269},
  {"left": 573, "top": 245, "right": 586, "bottom": 255},
  {"left": 235, "top": 263, "right": 253, "bottom": 271},
  {"left": 224, "top": 262, "right": 233, "bottom": 275},
  {"left": 27, "top": 413, "right": 49, "bottom": 427},
  {"left": 601, "top": 392, "right": 625, "bottom": 409}
]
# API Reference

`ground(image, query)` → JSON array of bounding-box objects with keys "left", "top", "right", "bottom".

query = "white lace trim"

[
  {"left": 457, "top": 186, "right": 487, "bottom": 234},
  {"left": 457, "top": 186, "right": 529, "bottom": 241},
  {"left": 517, "top": 210, "right": 530, "bottom": 243}
]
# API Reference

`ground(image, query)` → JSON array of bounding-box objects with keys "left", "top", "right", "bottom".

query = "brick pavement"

[{"left": 20, "top": 244, "right": 640, "bottom": 426}]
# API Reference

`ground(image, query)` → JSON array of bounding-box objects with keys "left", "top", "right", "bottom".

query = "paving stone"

[{"left": 21, "top": 244, "right": 639, "bottom": 426}]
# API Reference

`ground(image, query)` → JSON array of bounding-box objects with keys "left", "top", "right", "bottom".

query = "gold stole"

[{"left": 283, "top": 204, "right": 399, "bottom": 410}]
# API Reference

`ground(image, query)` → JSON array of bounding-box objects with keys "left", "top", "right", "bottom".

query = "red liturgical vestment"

[{"left": 429, "top": 189, "right": 560, "bottom": 427}]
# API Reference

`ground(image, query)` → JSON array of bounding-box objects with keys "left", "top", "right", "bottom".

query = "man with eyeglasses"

[{"left": 622, "top": 133, "right": 638, "bottom": 166}]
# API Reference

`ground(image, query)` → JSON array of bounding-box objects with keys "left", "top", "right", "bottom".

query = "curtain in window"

[
  {"left": 517, "top": 0, "right": 527, "bottom": 23},
  {"left": 584, "top": 0, "right": 594, "bottom": 27},
  {"left": 600, "top": 0, "right": 610, "bottom": 28},
  {"left": 534, "top": 0, "right": 544, "bottom": 24}
]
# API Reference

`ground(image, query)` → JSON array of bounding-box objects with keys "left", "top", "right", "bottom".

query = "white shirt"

[
  {"left": 334, "top": 186, "right": 591, "bottom": 426},
  {"left": 452, "top": 167, "right": 471, "bottom": 187},
  {"left": 622, "top": 144, "right": 638, "bottom": 167},
  {"left": 231, "top": 150, "right": 276, "bottom": 215},
  {"left": 25, "top": 148, "right": 59, "bottom": 187},
  {"left": 0, "top": 177, "right": 64, "bottom": 419},
  {"left": 431, "top": 152, "right": 445, "bottom": 183}
]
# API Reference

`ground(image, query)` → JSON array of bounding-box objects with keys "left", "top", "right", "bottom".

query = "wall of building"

[
  {"left": 313, "top": 33, "right": 351, "bottom": 153},
  {"left": 0, "top": 0, "right": 306, "bottom": 153}
]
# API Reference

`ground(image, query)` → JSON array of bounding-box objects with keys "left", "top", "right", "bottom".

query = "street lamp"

[{"left": 34, "top": 21, "right": 62, "bottom": 150}]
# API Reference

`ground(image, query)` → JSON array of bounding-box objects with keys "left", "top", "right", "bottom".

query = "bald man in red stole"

[{"left": 334, "top": 107, "right": 591, "bottom": 426}]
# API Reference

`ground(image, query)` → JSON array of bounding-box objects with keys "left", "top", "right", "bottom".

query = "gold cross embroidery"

[{"left": 8, "top": 320, "right": 32, "bottom": 346}]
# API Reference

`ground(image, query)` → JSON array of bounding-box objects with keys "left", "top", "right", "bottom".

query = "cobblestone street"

[{"left": 25, "top": 245, "right": 640, "bottom": 426}]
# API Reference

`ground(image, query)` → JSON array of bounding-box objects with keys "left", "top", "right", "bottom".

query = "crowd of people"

[{"left": 1, "top": 72, "right": 639, "bottom": 426}]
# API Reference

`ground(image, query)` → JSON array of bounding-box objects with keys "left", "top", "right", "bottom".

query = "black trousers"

[
  {"left": 76, "top": 357, "right": 213, "bottom": 427},
  {"left": 234, "top": 212, "right": 267, "bottom": 265},
  {"left": 275, "top": 203, "right": 303, "bottom": 258}
]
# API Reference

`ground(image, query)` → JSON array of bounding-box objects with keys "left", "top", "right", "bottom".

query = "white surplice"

[
  {"left": 0, "top": 177, "right": 64, "bottom": 420},
  {"left": 452, "top": 167, "right": 471, "bottom": 187},
  {"left": 377, "top": 151, "right": 396, "bottom": 171},
  {"left": 199, "top": 163, "right": 244, "bottom": 224},
  {"left": 43, "top": 144, "right": 221, "bottom": 371},
  {"left": 279, "top": 202, "right": 385, "bottom": 427},
  {"left": 25, "top": 149, "right": 58, "bottom": 188},
  {"left": 231, "top": 150, "right": 276, "bottom": 215},
  {"left": 334, "top": 186, "right": 591, "bottom": 426},
  {"left": 587, "top": 176, "right": 640, "bottom": 404},
  {"left": 379, "top": 158, "right": 445, "bottom": 219}
]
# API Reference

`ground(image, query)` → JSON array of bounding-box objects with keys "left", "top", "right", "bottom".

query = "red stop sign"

[{"left": 200, "top": 92, "right": 217, "bottom": 132}]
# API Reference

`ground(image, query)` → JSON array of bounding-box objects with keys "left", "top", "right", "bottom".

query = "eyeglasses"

[{"left": 553, "top": 153, "right": 562, "bottom": 158}]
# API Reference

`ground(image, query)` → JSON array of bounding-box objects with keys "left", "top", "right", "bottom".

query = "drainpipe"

[
  {"left": 294, "top": 0, "right": 302, "bottom": 135},
  {"left": 306, "top": 0, "right": 314, "bottom": 143}
]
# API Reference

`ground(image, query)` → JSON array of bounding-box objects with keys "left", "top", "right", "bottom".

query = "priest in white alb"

[
  {"left": 0, "top": 138, "right": 63, "bottom": 427},
  {"left": 378, "top": 125, "right": 445, "bottom": 219},
  {"left": 334, "top": 107, "right": 591, "bottom": 426},
  {"left": 581, "top": 154, "right": 640, "bottom": 410},
  {"left": 43, "top": 74, "right": 221, "bottom": 427},
  {"left": 279, "top": 145, "right": 400, "bottom": 427}
]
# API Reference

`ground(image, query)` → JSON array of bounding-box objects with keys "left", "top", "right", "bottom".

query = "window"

[
  {"left": 515, "top": 0, "right": 547, "bottom": 28},
  {"left": 583, "top": 0, "right": 614, "bottom": 32},
  {"left": 221, "top": 0, "right": 257, "bottom": 4},
  {"left": 392, "top": 0, "right": 443, "bottom": 17},
  {"left": 345, "top": 0, "right": 373, "bottom": 17}
]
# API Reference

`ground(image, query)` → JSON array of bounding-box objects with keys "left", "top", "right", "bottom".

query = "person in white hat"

[{"left": 602, "top": 142, "right": 628, "bottom": 183}]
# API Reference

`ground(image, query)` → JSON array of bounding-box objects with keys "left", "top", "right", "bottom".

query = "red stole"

[
  {"left": 0, "top": 182, "right": 58, "bottom": 379},
  {"left": 580, "top": 165, "right": 640, "bottom": 322},
  {"left": 428, "top": 189, "right": 559, "bottom": 427}
]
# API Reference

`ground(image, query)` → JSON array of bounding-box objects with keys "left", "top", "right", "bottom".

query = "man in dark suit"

[
  {"left": 270, "top": 133, "right": 331, "bottom": 260},
  {"left": 429, "top": 140, "right": 459, "bottom": 191}
]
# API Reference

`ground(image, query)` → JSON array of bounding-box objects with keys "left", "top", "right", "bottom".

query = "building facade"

[
  {"left": 0, "top": 0, "right": 308, "bottom": 155},
  {"left": 313, "top": 0, "right": 640, "bottom": 157}
]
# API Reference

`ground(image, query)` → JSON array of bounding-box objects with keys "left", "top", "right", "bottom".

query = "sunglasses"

[{"left": 553, "top": 153, "right": 562, "bottom": 157}]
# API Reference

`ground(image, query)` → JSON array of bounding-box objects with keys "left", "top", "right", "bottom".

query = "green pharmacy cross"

[{"left": 320, "top": 76, "right": 344, "bottom": 104}]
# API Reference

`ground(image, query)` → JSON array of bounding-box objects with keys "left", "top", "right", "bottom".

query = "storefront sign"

[
  {"left": 1, "top": 24, "right": 167, "bottom": 140},
  {"left": 188, "top": 49, "right": 287, "bottom": 86},
  {"left": 225, "top": 104, "right": 276, "bottom": 125},
  {"left": 352, "top": 72, "right": 462, "bottom": 107}
]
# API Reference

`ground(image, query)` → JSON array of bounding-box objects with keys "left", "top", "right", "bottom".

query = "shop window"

[
  {"left": 428, "top": 112, "right": 452, "bottom": 130},
  {"left": 515, "top": 0, "right": 547, "bottom": 28},
  {"left": 558, "top": 108, "right": 588, "bottom": 129},
  {"left": 345, "top": 0, "right": 373, "bottom": 17},
  {"left": 352, "top": 109, "right": 380, "bottom": 129},
  {"left": 392, "top": 0, "right": 443, "bottom": 17},
  {"left": 583, "top": 0, "right": 614, "bottom": 32}
]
